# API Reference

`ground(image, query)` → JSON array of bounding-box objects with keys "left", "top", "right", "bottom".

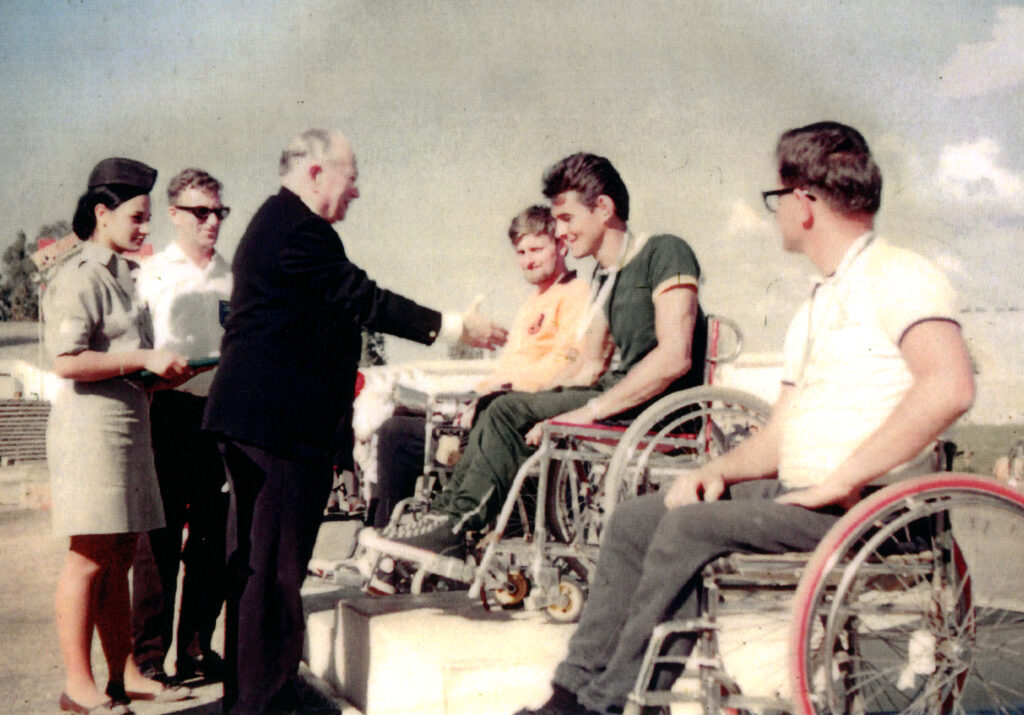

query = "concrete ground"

[{"left": 0, "top": 505, "right": 358, "bottom": 715}]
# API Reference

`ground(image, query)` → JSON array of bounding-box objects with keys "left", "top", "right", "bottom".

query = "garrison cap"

[{"left": 87, "top": 158, "right": 158, "bottom": 192}]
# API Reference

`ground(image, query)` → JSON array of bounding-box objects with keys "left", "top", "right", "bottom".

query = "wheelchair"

[
  {"left": 358, "top": 316, "right": 773, "bottom": 617},
  {"left": 621, "top": 469, "right": 1024, "bottom": 714}
]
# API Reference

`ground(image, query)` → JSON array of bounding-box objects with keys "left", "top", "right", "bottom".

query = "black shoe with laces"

[{"left": 387, "top": 512, "right": 466, "bottom": 559}]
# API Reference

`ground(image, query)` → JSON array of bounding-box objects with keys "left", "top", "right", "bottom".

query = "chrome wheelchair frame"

[{"left": 623, "top": 473, "right": 1024, "bottom": 714}]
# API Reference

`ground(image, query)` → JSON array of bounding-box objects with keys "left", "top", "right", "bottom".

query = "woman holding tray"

[{"left": 44, "top": 158, "right": 193, "bottom": 714}]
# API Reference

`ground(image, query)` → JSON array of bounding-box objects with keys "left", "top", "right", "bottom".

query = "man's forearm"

[
  {"left": 827, "top": 379, "right": 972, "bottom": 495},
  {"left": 585, "top": 345, "right": 688, "bottom": 420}
]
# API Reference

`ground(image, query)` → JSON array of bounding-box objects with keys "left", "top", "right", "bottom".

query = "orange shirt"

[{"left": 487, "top": 274, "right": 594, "bottom": 392}]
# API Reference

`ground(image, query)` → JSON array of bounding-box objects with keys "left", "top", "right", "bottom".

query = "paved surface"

[{"left": 0, "top": 506, "right": 357, "bottom": 714}]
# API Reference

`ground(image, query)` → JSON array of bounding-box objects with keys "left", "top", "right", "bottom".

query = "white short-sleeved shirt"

[
  {"left": 136, "top": 241, "right": 232, "bottom": 396},
  {"left": 778, "top": 233, "right": 959, "bottom": 488}
]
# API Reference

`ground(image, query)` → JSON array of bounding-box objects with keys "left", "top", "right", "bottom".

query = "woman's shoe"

[{"left": 58, "top": 691, "right": 132, "bottom": 715}]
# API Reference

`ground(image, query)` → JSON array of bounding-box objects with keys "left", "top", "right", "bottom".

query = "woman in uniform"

[{"left": 45, "top": 158, "right": 193, "bottom": 714}]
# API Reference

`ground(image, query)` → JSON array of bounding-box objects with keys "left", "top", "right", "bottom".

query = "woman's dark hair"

[{"left": 72, "top": 184, "right": 149, "bottom": 239}]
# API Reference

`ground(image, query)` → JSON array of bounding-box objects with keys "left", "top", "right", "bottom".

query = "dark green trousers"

[{"left": 431, "top": 387, "right": 599, "bottom": 531}]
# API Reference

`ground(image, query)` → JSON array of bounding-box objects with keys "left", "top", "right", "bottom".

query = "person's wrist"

[{"left": 584, "top": 396, "right": 604, "bottom": 422}]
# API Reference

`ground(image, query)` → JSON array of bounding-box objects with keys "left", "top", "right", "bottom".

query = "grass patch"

[{"left": 946, "top": 423, "right": 1024, "bottom": 475}]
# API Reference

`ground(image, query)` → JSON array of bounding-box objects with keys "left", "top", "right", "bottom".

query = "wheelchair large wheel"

[
  {"left": 791, "top": 474, "right": 1024, "bottom": 714},
  {"left": 602, "top": 386, "right": 771, "bottom": 523},
  {"left": 545, "top": 456, "right": 602, "bottom": 545}
]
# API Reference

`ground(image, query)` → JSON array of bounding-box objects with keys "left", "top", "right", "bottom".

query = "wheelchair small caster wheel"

[
  {"left": 546, "top": 579, "right": 585, "bottom": 623},
  {"left": 481, "top": 568, "right": 530, "bottom": 610}
]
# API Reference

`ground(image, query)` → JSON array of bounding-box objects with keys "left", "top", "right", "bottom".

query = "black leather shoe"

[
  {"left": 104, "top": 682, "right": 129, "bottom": 706},
  {"left": 176, "top": 650, "right": 225, "bottom": 682}
]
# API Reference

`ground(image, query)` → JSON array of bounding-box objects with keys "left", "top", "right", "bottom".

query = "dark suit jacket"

[{"left": 203, "top": 188, "right": 442, "bottom": 463}]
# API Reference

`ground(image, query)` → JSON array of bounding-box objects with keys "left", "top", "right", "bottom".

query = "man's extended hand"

[
  {"left": 460, "top": 298, "right": 508, "bottom": 350},
  {"left": 663, "top": 469, "right": 727, "bottom": 509}
]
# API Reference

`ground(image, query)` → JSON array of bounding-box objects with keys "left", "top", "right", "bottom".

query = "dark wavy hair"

[
  {"left": 72, "top": 184, "right": 150, "bottom": 239},
  {"left": 542, "top": 153, "right": 630, "bottom": 222},
  {"left": 776, "top": 121, "right": 882, "bottom": 214}
]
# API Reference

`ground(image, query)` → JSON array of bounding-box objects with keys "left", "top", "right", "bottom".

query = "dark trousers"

[
  {"left": 553, "top": 481, "right": 841, "bottom": 713},
  {"left": 219, "top": 439, "right": 333, "bottom": 714},
  {"left": 132, "top": 390, "right": 228, "bottom": 672},
  {"left": 373, "top": 414, "right": 426, "bottom": 529}
]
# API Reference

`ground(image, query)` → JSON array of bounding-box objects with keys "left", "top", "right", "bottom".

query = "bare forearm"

[
  {"left": 827, "top": 375, "right": 973, "bottom": 493},
  {"left": 778, "top": 321, "right": 976, "bottom": 510},
  {"left": 54, "top": 350, "right": 151, "bottom": 382},
  {"left": 707, "top": 388, "right": 789, "bottom": 485},
  {"left": 586, "top": 346, "right": 688, "bottom": 419}
]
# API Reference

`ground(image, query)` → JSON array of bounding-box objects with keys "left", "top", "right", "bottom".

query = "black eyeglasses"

[
  {"left": 175, "top": 205, "right": 231, "bottom": 222},
  {"left": 761, "top": 188, "right": 816, "bottom": 213}
]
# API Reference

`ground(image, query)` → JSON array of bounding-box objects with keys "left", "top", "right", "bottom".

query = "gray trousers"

[{"left": 553, "top": 480, "right": 841, "bottom": 714}]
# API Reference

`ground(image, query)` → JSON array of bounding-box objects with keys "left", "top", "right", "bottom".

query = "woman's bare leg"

[
  {"left": 55, "top": 534, "right": 117, "bottom": 708},
  {"left": 93, "top": 533, "right": 137, "bottom": 690}
]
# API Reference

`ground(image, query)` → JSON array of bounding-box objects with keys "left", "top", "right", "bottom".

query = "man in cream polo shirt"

[
  {"left": 776, "top": 232, "right": 960, "bottom": 490},
  {"left": 517, "top": 122, "right": 976, "bottom": 715},
  {"left": 131, "top": 168, "right": 232, "bottom": 684}
]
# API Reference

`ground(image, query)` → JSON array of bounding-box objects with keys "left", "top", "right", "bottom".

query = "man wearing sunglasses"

[{"left": 132, "top": 168, "right": 233, "bottom": 686}]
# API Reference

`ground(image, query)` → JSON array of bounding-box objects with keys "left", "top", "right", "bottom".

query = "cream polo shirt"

[
  {"left": 778, "top": 233, "right": 959, "bottom": 488},
  {"left": 136, "top": 241, "right": 232, "bottom": 397}
]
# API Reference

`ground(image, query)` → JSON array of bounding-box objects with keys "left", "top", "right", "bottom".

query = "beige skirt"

[{"left": 47, "top": 378, "right": 165, "bottom": 536}]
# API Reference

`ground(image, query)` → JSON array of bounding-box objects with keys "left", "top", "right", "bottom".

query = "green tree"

[
  {"left": 0, "top": 231, "right": 40, "bottom": 321},
  {"left": 37, "top": 221, "right": 71, "bottom": 243}
]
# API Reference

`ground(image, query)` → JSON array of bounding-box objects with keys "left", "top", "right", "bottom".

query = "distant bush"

[{"left": 0, "top": 232, "right": 39, "bottom": 322}]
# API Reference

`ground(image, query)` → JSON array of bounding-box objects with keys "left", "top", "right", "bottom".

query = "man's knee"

[
  {"left": 605, "top": 493, "right": 666, "bottom": 545},
  {"left": 378, "top": 415, "right": 421, "bottom": 448},
  {"left": 477, "top": 391, "right": 527, "bottom": 426}
]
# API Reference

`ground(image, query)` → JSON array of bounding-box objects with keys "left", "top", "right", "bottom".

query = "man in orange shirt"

[{"left": 371, "top": 205, "right": 609, "bottom": 528}]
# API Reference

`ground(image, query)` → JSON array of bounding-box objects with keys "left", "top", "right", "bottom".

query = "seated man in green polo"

[{"left": 376, "top": 152, "right": 708, "bottom": 557}]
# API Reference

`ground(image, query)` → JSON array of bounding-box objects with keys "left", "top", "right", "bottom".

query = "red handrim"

[{"left": 788, "top": 473, "right": 1024, "bottom": 714}]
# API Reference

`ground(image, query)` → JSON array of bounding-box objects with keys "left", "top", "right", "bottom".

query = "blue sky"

[{"left": 2, "top": 1, "right": 1022, "bottom": 382}]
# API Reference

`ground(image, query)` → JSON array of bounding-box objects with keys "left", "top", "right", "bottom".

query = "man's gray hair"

[{"left": 279, "top": 128, "right": 334, "bottom": 176}]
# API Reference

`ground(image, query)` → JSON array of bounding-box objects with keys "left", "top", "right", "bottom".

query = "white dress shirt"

[{"left": 137, "top": 241, "right": 232, "bottom": 396}]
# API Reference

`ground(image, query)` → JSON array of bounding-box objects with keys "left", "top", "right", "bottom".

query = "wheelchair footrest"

[{"left": 358, "top": 528, "right": 476, "bottom": 583}]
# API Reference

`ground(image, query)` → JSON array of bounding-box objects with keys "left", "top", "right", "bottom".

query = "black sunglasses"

[
  {"left": 761, "top": 188, "right": 816, "bottom": 213},
  {"left": 175, "top": 205, "right": 231, "bottom": 221}
]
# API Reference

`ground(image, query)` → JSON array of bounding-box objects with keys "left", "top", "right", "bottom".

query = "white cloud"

[
  {"left": 936, "top": 138, "right": 1024, "bottom": 211},
  {"left": 724, "top": 199, "right": 775, "bottom": 239},
  {"left": 939, "top": 6, "right": 1024, "bottom": 97}
]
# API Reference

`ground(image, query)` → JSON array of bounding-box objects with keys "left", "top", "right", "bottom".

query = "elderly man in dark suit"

[{"left": 203, "top": 128, "right": 506, "bottom": 714}]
